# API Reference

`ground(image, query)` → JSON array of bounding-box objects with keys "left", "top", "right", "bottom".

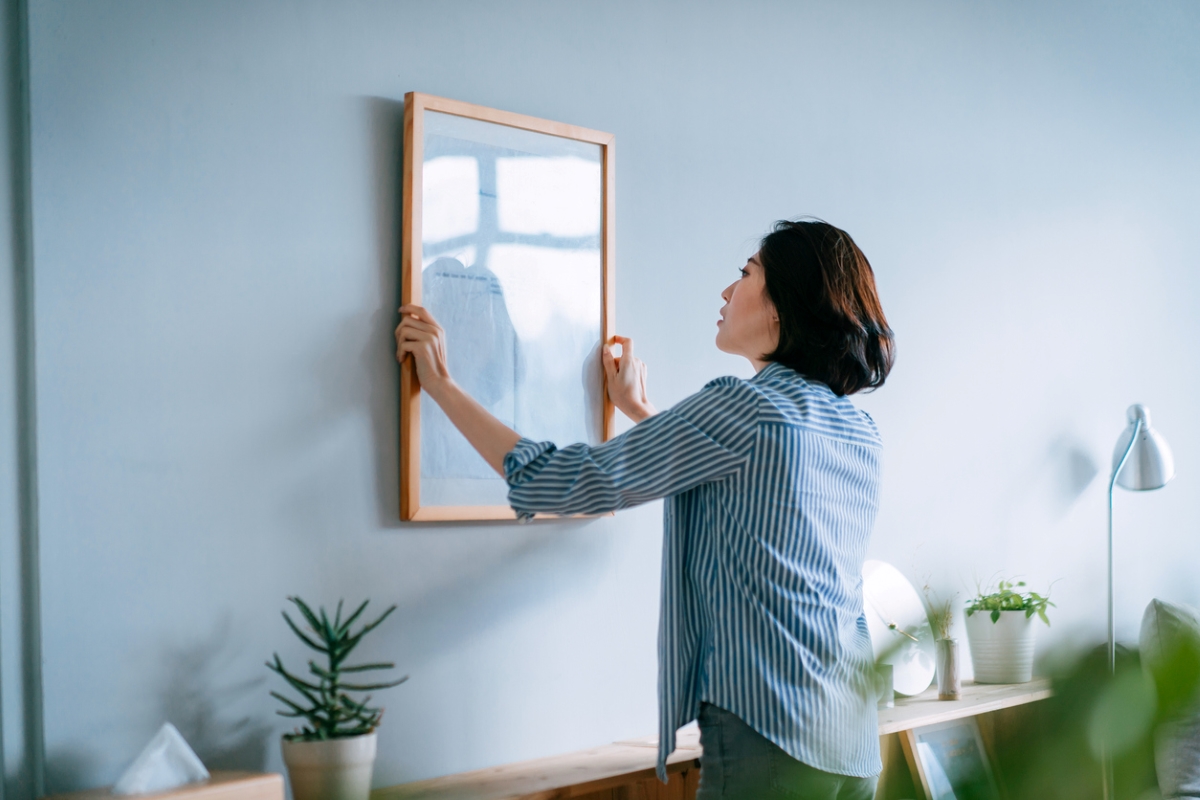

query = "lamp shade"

[{"left": 1112, "top": 404, "right": 1175, "bottom": 491}]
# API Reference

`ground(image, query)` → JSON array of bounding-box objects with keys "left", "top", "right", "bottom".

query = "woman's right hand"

[
  {"left": 602, "top": 336, "right": 657, "bottom": 423},
  {"left": 395, "top": 304, "right": 452, "bottom": 396}
]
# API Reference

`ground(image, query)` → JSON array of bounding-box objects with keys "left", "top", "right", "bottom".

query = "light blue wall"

[{"left": 17, "top": 0, "right": 1200, "bottom": 792}]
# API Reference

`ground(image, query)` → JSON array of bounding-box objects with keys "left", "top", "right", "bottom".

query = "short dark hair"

[{"left": 759, "top": 219, "right": 894, "bottom": 396}]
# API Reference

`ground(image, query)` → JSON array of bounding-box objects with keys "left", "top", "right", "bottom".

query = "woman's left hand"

[
  {"left": 396, "top": 305, "right": 452, "bottom": 393},
  {"left": 603, "top": 335, "right": 657, "bottom": 423}
]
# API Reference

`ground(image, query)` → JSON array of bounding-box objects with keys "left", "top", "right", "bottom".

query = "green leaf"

[
  {"left": 340, "top": 676, "right": 409, "bottom": 691},
  {"left": 356, "top": 605, "right": 397, "bottom": 639},
  {"left": 991, "top": 609, "right": 1001, "bottom": 623},
  {"left": 289, "top": 597, "right": 324, "bottom": 636},
  {"left": 340, "top": 662, "right": 396, "bottom": 673},
  {"left": 270, "top": 691, "right": 311, "bottom": 716},
  {"left": 282, "top": 613, "right": 328, "bottom": 654},
  {"left": 268, "top": 658, "right": 323, "bottom": 704},
  {"left": 319, "top": 606, "right": 334, "bottom": 642},
  {"left": 338, "top": 600, "right": 371, "bottom": 638},
  {"left": 308, "top": 661, "right": 337, "bottom": 681}
]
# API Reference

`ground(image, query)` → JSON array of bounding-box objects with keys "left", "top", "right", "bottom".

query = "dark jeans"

[{"left": 696, "top": 703, "right": 878, "bottom": 800}]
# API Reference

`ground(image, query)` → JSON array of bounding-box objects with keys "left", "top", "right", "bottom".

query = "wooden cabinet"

[
  {"left": 376, "top": 681, "right": 1051, "bottom": 800},
  {"left": 374, "top": 730, "right": 703, "bottom": 800},
  {"left": 875, "top": 681, "right": 1051, "bottom": 800}
]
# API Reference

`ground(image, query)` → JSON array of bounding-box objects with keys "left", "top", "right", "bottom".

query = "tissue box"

[{"left": 42, "top": 771, "right": 283, "bottom": 800}]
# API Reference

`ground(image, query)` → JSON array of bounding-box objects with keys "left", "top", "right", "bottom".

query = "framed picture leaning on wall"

[
  {"left": 399, "top": 92, "right": 616, "bottom": 522},
  {"left": 901, "top": 717, "right": 1002, "bottom": 800}
]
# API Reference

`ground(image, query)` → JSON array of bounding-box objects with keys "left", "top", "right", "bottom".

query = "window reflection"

[
  {"left": 496, "top": 156, "right": 601, "bottom": 238},
  {"left": 489, "top": 244, "right": 599, "bottom": 341},
  {"left": 422, "top": 156, "right": 479, "bottom": 243},
  {"left": 418, "top": 111, "right": 604, "bottom": 506}
]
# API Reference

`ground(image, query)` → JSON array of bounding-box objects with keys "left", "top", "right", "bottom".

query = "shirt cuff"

[{"left": 503, "top": 438, "right": 557, "bottom": 521}]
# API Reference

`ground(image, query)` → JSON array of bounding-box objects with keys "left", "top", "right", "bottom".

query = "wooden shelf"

[
  {"left": 879, "top": 679, "right": 1052, "bottom": 735},
  {"left": 375, "top": 680, "right": 1052, "bottom": 800},
  {"left": 43, "top": 771, "right": 284, "bottom": 800}
]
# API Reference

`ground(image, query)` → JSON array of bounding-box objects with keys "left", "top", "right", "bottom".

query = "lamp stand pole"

[{"left": 1103, "top": 417, "right": 1142, "bottom": 800}]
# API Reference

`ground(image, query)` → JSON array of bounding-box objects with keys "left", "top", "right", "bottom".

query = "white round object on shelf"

[{"left": 862, "top": 559, "right": 936, "bottom": 696}]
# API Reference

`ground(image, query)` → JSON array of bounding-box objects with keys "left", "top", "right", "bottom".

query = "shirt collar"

[
  {"left": 751, "top": 361, "right": 794, "bottom": 383},
  {"left": 751, "top": 362, "right": 837, "bottom": 396}
]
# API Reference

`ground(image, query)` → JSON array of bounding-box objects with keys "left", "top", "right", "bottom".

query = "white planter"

[
  {"left": 965, "top": 610, "right": 1037, "bottom": 684},
  {"left": 281, "top": 732, "right": 377, "bottom": 800}
]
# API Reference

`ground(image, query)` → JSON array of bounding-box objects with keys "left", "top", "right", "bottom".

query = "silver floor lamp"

[{"left": 1104, "top": 403, "right": 1175, "bottom": 799}]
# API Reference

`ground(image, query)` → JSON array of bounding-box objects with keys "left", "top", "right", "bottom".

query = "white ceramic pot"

[
  {"left": 281, "top": 732, "right": 377, "bottom": 800},
  {"left": 965, "top": 610, "right": 1037, "bottom": 684}
]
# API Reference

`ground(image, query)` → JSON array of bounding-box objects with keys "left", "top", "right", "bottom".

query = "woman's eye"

[{"left": 739, "top": 268, "right": 748, "bottom": 277}]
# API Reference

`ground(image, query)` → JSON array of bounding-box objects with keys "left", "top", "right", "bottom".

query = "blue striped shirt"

[{"left": 503, "top": 362, "right": 883, "bottom": 780}]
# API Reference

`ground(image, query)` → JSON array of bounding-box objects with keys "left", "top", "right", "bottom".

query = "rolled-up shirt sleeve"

[{"left": 504, "top": 376, "right": 761, "bottom": 520}]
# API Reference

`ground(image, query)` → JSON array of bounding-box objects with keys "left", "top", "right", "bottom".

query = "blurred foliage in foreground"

[{"left": 1001, "top": 633, "right": 1200, "bottom": 800}]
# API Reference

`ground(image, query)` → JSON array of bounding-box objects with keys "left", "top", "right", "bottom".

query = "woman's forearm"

[
  {"left": 423, "top": 378, "right": 522, "bottom": 476},
  {"left": 395, "top": 304, "right": 521, "bottom": 475}
]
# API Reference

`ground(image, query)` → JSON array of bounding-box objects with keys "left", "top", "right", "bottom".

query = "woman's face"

[{"left": 716, "top": 252, "right": 779, "bottom": 368}]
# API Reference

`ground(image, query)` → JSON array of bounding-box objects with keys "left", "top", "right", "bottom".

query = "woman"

[{"left": 396, "top": 219, "right": 894, "bottom": 799}]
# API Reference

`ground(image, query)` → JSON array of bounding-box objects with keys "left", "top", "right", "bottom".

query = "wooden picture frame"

[
  {"left": 400, "top": 92, "right": 616, "bottom": 522},
  {"left": 900, "top": 717, "right": 1001, "bottom": 800}
]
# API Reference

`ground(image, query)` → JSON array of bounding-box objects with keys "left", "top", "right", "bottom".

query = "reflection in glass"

[
  {"left": 420, "top": 111, "right": 603, "bottom": 507},
  {"left": 496, "top": 156, "right": 602, "bottom": 237},
  {"left": 422, "top": 156, "right": 479, "bottom": 242}
]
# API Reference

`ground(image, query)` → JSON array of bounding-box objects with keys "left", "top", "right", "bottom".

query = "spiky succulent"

[{"left": 267, "top": 597, "right": 408, "bottom": 741}]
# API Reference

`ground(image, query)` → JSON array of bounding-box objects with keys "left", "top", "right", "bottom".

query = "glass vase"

[{"left": 936, "top": 638, "right": 961, "bottom": 700}]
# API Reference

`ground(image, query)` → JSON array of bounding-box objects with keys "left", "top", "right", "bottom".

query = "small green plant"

[
  {"left": 267, "top": 597, "right": 408, "bottom": 741},
  {"left": 966, "top": 579, "right": 1054, "bottom": 625}
]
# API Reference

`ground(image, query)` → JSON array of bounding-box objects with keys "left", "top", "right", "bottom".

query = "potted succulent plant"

[
  {"left": 965, "top": 580, "right": 1054, "bottom": 684},
  {"left": 267, "top": 597, "right": 407, "bottom": 800}
]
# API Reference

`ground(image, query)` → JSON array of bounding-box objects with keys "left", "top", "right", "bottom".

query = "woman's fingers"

[
  {"left": 617, "top": 336, "right": 634, "bottom": 361},
  {"left": 394, "top": 323, "right": 430, "bottom": 342},
  {"left": 395, "top": 313, "right": 442, "bottom": 361},
  {"left": 397, "top": 313, "right": 441, "bottom": 339},
  {"left": 396, "top": 321, "right": 440, "bottom": 361},
  {"left": 398, "top": 330, "right": 439, "bottom": 347},
  {"left": 609, "top": 335, "right": 634, "bottom": 364},
  {"left": 399, "top": 304, "right": 442, "bottom": 327},
  {"left": 394, "top": 305, "right": 452, "bottom": 389},
  {"left": 608, "top": 336, "right": 639, "bottom": 371},
  {"left": 396, "top": 310, "right": 442, "bottom": 347},
  {"left": 397, "top": 331, "right": 428, "bottom": 346},
  {"left": 602, "top": 336, "right": 654, "bottom": 423},
  {"left": 398, "top": 338, "right": 436, "bottom": 353},
  {"left": 602, "top": 344, "right": 617, "bottom": 377},
  {"left": 397, "top": 318, "right": 439, "bottom": 337}
]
